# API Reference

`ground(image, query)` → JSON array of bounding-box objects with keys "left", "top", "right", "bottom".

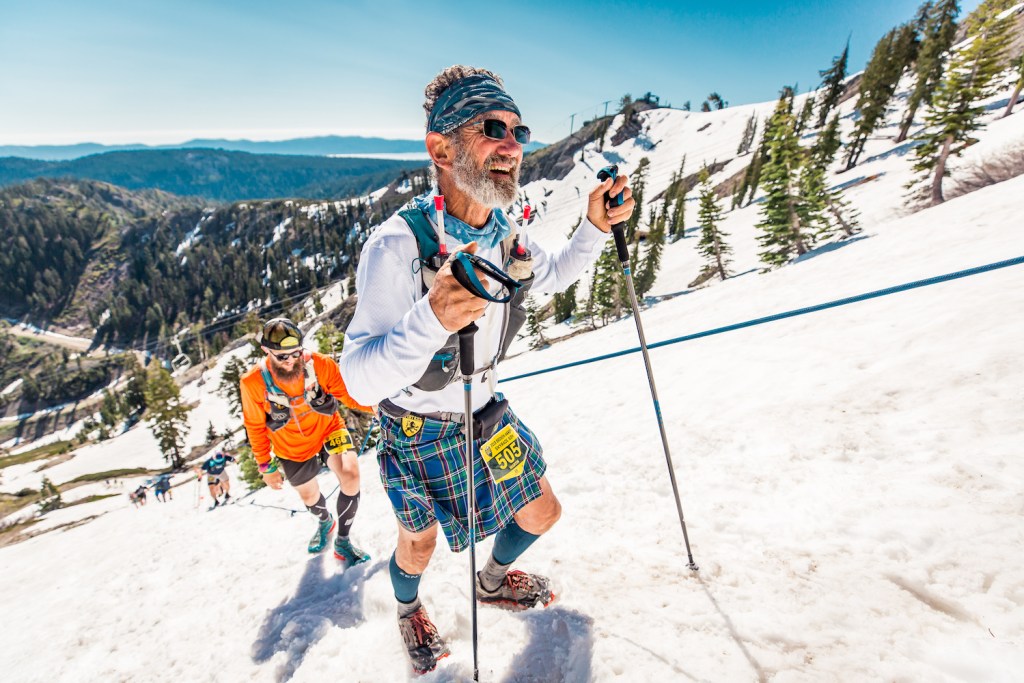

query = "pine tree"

[
  {"left": 634, "top": 208, "right": 666, "bottom": 298},
  {"left": 808, "top": 115, "right": 861, "bottom": 238},
  {"left": 910, "top": 4, "right": 1014, "bottom": 205},
  {"left": 205, "top": 421, "right": 218, "bottom": 443},
  {"left": 795, "top": 96, "right": 815, "bottom": 136},
  {"left": 524, "top": 296, "right": 548, "bottom": 349},
  {"left": 666, "top": 156, "right": 688, "bottom": 239},
  {"left": 625, "top": 158, "right": 650, "bottom": 242},
  {"left": 552, "top": 280, "right": 578, "bottom": 323},
  {"left": 742, "top": 89, "right": 788, "bottom": 205},
  {"left": 314, "top": 321, "right": 345, "bottom": 357},
  {"left": 38, "top": 476, "right": 63, "bottom": 513},
  {"left": 144, "top": 365, "right": 192, "bottom": 469},
  {"left": 737, "top": 112, "right": 758, "bottom": 155},
  {"left": 312, "top": 288, "right": 325, "bottom": 316},
  {"left": 1002, "top": 50, "right": 1024, "bottom": 118},
  {"left": 578, "top": 270, "right": 599, "bottom": 330},
  {"left": 236, "top": 443, "right": 269, "bottom": 491},
  {"left": 816, "top": 41, "right": 850, "bottom": 128},
  {"left": 756, "top": 96, "right": 810, "bottom": 268},
  {"left": 696, "top": 168, "right": 731, "bottom": 280},
  {"left": 896, "top": 0, "right": 962, "bottom": 142},
  {"left": 845, "top": 23, "right": 921, "bottom": 169},
  {"left": 591, "top": 243, "right": 623, "bottom": 324},
  {"left": 100, "top": 389, "right": 121, "bottom": 429},
  {"left": 121, "top": 353, "right": 147, "bottom": 415},
  {"left": 670, "top": 194, "right": 686, "bottom": 239},
  {"left": 217, "top": 355, "right": 250, "bottom": 418}
]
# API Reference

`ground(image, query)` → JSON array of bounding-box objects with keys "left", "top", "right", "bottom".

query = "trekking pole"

[
  {"left": 458, "top": 321, "right": 481, "bottom": 682},
  {"left": 597, "top": 165, "right": 699, "bottom": 572},
  {"left": 446, "top": 247, "right": 525, "bottom": 682},
  {"left": 434, "top": 195, "right": 449, "bottom": 258}
]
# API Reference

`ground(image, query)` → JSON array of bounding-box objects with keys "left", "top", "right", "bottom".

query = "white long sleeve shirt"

[{"left": 339, "top": 207, "right": 609, "bottom": 415}]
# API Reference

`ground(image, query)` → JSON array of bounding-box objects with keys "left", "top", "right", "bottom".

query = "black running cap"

[{"left": 259, "top": 318, "right": 303, "bottom": 350}]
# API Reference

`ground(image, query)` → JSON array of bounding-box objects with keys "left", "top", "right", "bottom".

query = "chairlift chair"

[{"left": 170, "top": 338, "right": 192, "bottom": 374}]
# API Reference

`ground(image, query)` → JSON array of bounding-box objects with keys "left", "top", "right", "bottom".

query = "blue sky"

[{"left": 0, "top": 0, "right": 983, "bottom": 146}]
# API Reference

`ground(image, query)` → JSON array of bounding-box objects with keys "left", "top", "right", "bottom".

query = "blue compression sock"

[
  {"left": 491, "top": 519, "right": 540, "bottom": 566},
  {"left": 389, "top": 551, "right": 422, "bottom": 604}
]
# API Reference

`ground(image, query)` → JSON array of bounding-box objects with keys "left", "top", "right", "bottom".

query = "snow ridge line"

[{"left": 500, "top": 255, "right": 1024, "bottom": 383}]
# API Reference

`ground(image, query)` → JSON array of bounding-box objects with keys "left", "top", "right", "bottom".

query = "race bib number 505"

[
  {"left": 479, "top": 424, "right": 526, "bottom": 483},
  {"left": 324, "top": 428, "right": 354, "bottom": 456}
]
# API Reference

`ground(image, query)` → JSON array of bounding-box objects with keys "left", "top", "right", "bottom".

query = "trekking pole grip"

[
  {"left": 610, "top": 224, "right": 630, "bottom": 265},
  {"left": 597, "top": 164, "right": 630, "bottom": 265},
  {"left": 458, "top": 322, "right": 478, "bottom": 377}
]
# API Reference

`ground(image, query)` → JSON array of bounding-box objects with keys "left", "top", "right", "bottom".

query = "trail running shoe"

[
  {"left": 307, "top": 514, "right": 335, "bottom": 553},
  {"left": 476, "top": 569, "right": 556, "bottom": 611},
  {"left": 333, "top": 536, "right": 370, "bottom": 565},
  {"left": 398, "top": 606, "right": 449, "bottom": 675}
]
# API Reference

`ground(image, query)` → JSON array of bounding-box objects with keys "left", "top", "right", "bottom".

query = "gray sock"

[
  {"left": 397, "top": 596, "right": 422, "bottom": 618},
  {"left": 478, "top": 554, "right": 513, "bottom": 593}
]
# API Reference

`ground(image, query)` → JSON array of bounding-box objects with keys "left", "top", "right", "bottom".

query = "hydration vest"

[
  {"left": 398, "top": 207, "right": 535, "bottom": 392},
  {"left": 260, "top": 351, "right": 337, "bottom": 431}
]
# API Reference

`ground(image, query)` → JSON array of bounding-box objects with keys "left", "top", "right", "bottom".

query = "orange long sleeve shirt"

[{"left": 240, "top": 351, "right": 372, "bottom": 465}]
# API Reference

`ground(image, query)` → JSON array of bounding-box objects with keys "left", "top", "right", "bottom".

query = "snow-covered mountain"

[{"left": 2, "top": 34, "right": 1024, "bottom": 683}]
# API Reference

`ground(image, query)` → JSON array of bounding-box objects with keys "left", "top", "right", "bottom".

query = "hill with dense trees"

[{"left": 0, "top": 148, "right": 427, "bottom": 202}]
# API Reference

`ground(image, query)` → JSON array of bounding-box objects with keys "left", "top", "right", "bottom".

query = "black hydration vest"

[
  {"left": 261, "top": 352, "right": 338, "bottom": 431},
  {"left": 398, "top": 207, "right": 535, "bottom": 392}
]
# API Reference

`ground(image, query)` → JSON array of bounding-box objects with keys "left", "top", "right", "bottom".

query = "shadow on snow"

[{"left": 251, "top": 555, "right": 385, "bottom": 682}]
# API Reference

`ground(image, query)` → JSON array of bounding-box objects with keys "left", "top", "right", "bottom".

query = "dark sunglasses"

[
  {"left": 271, "top": 349, "right": 302, "bottom": 361},
  {"left": 470, "top": 119, "right": 531, "bottom": 145}
]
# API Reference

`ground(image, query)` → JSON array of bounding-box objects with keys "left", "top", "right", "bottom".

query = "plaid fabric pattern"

[{"left": 378, "top": 402, "right": 545, "bottom": 552}]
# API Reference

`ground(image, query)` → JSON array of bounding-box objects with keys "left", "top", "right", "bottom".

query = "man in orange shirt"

[{"left": 240, "top": 317, "right": 374, "bottom": 562}]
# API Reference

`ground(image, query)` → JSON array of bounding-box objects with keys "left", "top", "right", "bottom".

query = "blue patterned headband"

[{"left": 427, "top": 73, "right": 521, "bottom": 135}]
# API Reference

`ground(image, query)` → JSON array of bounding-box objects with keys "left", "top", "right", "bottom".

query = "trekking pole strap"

[{"left": 451, "top": 252, "right": 522, "bottom": 303}]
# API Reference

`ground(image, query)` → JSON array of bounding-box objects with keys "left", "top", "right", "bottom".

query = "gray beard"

[{"left": 451, "top": 144, "right": 519, "bottom": 208}]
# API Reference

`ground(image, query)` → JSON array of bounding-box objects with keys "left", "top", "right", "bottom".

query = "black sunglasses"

[
  {"left": 470, "top": 119, "right": 531, "bottom": 145},
  {"left": 271, "top": 349, "right": 302, "bottom": 361}
]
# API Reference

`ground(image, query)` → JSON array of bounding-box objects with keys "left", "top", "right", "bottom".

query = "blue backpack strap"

[
  {"left": 399, "top": 208, "right": 440, "bottom": 262},
  {"left": 260, "top": 362, "right": 283, "bottom": 396}
]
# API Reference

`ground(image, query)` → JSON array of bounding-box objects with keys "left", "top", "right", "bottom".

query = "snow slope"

[{"left": 2, "top": 69, "right": 1023, "bottom": 683}]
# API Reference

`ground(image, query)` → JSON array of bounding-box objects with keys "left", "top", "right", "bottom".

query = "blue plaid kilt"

[{"left": 377, "top": 400, "right": 546, "bottom": 553}]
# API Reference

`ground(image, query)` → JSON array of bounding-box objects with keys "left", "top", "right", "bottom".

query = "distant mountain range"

[
  {"left": 0, "top": 148, "right": 428, "bottom": 202},
  {"left": 0, "top": 134, "right": 546, "bottom": 161}
]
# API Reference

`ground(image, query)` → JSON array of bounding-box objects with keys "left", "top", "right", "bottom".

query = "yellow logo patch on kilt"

[
  {"left": 323, "top": 428, "right": 354, "bottom": 456},
  {"left": 401, "top": 415, "right": 424, "bottom": 437}
]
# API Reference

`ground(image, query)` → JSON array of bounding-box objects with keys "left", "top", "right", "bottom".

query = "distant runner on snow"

[{"left": 195, "top": 451, "right": 235, "bottom": 509}]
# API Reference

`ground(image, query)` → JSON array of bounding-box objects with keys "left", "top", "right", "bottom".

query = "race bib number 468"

[
  {"left": 324, "top": 428, "right": 354, "bottom": 456},
  {"left": 479, "top": 424, "right": 526, "bottom": 483}
]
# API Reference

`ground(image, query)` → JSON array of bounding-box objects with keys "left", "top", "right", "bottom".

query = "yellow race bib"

[
  {"left": 479, "top": 424, "right": 526, "bottom": 483},
  {"left": 324, "top": 428, "right": 354, "bottom": 456}
]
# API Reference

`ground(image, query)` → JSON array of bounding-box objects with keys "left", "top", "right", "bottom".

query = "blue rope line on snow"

[{"left": 500, "top": 256, "right": 1024, "bottom": 383}]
